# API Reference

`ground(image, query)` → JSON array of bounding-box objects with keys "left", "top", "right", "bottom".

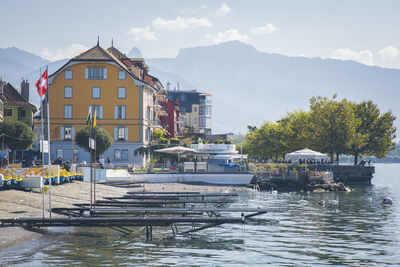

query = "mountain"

[
  {"left": 0, "top": 47, "right": 50, "bottom": 84},
  {"left": 147, "top": 41, "right": 400, "bottom": 134},
  {"left": 128, "top": 47, "right": 143, "bottom": 58}
]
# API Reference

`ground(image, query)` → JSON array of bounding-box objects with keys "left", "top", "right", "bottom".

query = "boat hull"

[{"left": 130, "top": 173, "right": 254, "bottom": 185}]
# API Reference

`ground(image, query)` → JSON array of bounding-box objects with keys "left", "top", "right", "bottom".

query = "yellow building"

[
  {"left": 48, "top": 43, "right": 164, "bottom": 166},
  {"left": 0, "top": 80, "right": 37, "bottom": 126}
]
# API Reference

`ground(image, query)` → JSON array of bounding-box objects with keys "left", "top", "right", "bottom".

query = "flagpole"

[
  {"left": 46, "top": 66, "right": 52, "bottom": 218},
  {"left": 39, "top": 68, "right": 45, "bottom": 219},
  {"left": 89, "top": 105, "right": 93, "bottom": 210}
]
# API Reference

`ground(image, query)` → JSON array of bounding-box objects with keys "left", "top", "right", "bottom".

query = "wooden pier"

[{"left": 0, "top": 190, "right": 276, "bottom": 240}]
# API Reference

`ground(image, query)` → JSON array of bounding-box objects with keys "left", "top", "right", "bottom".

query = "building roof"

[
  {"left": 50, "top": 44, "right": 162, "bottom": 92},
  {"left": 0, "top": 81, "right": 37, "bottom": 111},
  {"left": 72, "top": 45, "right": 115, "bottom": 61}
]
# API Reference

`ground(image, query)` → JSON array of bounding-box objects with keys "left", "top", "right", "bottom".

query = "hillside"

[{"left": 147, "top": 41, "right": 400, "bottom": 134}]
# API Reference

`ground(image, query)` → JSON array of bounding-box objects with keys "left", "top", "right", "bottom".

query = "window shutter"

[
  {"left": 114, "top": 106, "right": 118, "bottom": 119},
  {"left": 125, "top": 128, "right": 129, "bottom": 140},
  {"left": 85, "top": 68, "right": 88, "bottom": 79},
  {"left": 122, "top": 106, "right": 126, "bottom": 119},
  {"left": 114, "top": 128, "right": 117, "bottom": 140},
  {"left": 60, "top": 127, "right": 64, "bottom": 140},
  {"left": 99, "top": 106, "right": 103, "bottom": 119},
  {"left": 104, "top": 68, "right": 107, "bottom": 79},
  {"left": 71, "top": 127, "right": 75, "bottom": 139}
]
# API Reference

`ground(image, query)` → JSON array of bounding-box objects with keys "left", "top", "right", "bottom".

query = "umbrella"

[
  {"left": 285, "top": 148, "right": 328, "bottom": 160},
  {"left": 154, "top": 146, "right": 195, "bottom": 154}
]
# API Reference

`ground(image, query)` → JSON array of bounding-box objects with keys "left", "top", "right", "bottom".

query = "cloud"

[
  {"left": 216, "top": 3, "right": 231, "bottom": 17},
  {"left": 331, "top": 48, "right": 374, "bottom": 65},
  {"left": 250, "top": 23, "right": 278, "bottom": 35},
  {"left": 41, "top": 44, "right": 89, "bottom": 61},
  {"left": 152, "top": 16, "right": 212, "bottom": 31},
  {"left": 126, "top": 26, "right": 157, "bottom": 42},
  {"left": 213, "top": 29, "right": 249, "bottom": 43},
  {"left": 378, "top": 45, "right": 399, "bottom": 60}
]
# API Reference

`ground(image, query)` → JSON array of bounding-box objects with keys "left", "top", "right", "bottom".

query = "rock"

[{"left": 383, "top": 197, "right": 393, "bottom": 205}]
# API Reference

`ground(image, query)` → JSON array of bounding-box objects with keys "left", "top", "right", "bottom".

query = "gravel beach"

[{"left": 0, "top": 181, "right": 247, "bottom": 252}]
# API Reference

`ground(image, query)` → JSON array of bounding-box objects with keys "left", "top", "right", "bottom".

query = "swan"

[{"left": 328, "top": 196, "right": 339, "bottom": 205}]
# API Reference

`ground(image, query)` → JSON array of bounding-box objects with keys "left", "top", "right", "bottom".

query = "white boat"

[
  {"left": 130, "top": 172, "right": 254, "bottom": 185},
  {"left": 131, "top": 143, "right": 253, "bottom": 185}
]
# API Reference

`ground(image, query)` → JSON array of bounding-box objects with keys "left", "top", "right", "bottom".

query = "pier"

[{"left": 0, "top": 190, "right": 276, "bottom": 240}]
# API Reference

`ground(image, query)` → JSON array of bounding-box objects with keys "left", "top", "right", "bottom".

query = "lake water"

[{"left": 1, "top": 163, "right": 399, "bottom": 266}]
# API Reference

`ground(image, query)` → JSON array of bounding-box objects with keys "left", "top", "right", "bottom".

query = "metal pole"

[
  {"left": 46, "top": 67, "right": 52, "bottom": 218},
  {"left": 94, "top": 127, "right": 96, "bottom": 208},
  {"left": 89, "top": 106, "right": 93, "bottom": 210},
  {"left": 39, "top": 69, "right": 45, "bottom": 219}
]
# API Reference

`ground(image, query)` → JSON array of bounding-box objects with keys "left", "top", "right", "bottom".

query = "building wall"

[
  {"left": 3, "top": 105, "right": 35, "bottom": 126},
  {"left": 48, "top": 61, "right": 152, "bottom": 165},
  {"left": 49, "top": 62, "right": 140, "bottom": 142}
]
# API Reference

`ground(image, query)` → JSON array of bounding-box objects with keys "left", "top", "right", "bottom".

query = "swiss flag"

[{"left": 36, "top": 69, "right": 48, "bottom": 97}]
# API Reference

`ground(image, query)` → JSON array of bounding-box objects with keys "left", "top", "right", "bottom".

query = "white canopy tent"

[{"left": 285, "top": 148, "right": 328, "bottom": 161}]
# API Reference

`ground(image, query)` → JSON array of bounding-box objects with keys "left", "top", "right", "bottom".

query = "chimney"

[
  {"left": 21, "top": 79, "right": 29, "bottom": 101},
  {"left": 0, "top": 78, "right": 3, "bottom": 96}
]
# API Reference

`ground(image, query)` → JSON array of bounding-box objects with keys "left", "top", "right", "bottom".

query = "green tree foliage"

[
  {"left": 243, "top": 122, "right": 286, "bottom": 159},
  {"left": 309, "top": 96, "right": 357, "bottom": 162},
  {"left": 0, "top": 119, "right": 36, "bottom": 151},
  {"left": 242, "top": 96, "right": 396, "bottom": 164},
  {"left": 347, "top": 101, "right": 396, "bottom": 164},
  {"left": 75, "top": 126, "right": 113, "bottom": 158}
]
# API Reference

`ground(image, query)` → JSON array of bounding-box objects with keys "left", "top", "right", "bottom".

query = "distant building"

[
  {"left": 47, "top": 42, "right": 166, "bottom": 166},
  {"left": 160, "top": 98, "right": 180, "bottom": 138},
  {"left": 0, "top": 79, "right": 37, "bottom": 127},
  {"left": 166, "top": 90, "right": 211, "bottom": 136}
]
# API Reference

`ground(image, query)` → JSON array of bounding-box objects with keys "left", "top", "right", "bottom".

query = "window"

[
  {"left": 114, "top": 149, "right": 128, "bottom": 161},
  {"left": 87, "top": 67, "right": 106, "bottom": 80},
  {"left": 118, "top": 70, "right": 126, "bottom": 80},
  {"left": 114, "top": 105, "right": 126, "bottom": 119},
  {"left": 56, "top": 149, "right": 64, "bottom": 158},
  {"left": 206, "top": 105, "right": 212, "bottom": 116},
  {"left": 64, "top": 127, "right": 72, "bottom": 140},
  {"left": 118, "top": 87, "right": 126, "bottom": 99},
  {"left": 180, "top": 94, "right": 186, "bottom": 102},
  {"left": 64, "top": 70, "right": 73, "bottom": 80},
  {"left": 92, "top": 87, "right": 100, "bottom": 98},
  {"left": 193, "top": 106, "right": 198, "bottom": 112},
  {"left": 194, "top": 118, "right": 197, "bottom": 124},
  {"left": 64, "top": 86, "right": 72, "bottom": 98},
  {"left": 118, "top": 127, "right": 125, "bottom": 140},
  {"left": 181, "top": 107, "right": 186, "bottom": 115},
  {"left": 92, "top": 105, "right": 103, "bottom": 119},
  {"left": 18, "top": 109, "right": 26, "bottom": 117},
  {"left": 4, "top": 109, "right": 12, "bottom": 116},
  {"left": 64, "top": 105, "right": 72, "bottom": 119}
]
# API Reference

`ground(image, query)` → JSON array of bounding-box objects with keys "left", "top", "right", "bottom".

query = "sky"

[{"left": 2, "top": 0, "right": 400, "bottom": 69}]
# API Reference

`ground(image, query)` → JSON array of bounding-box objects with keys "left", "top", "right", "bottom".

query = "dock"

[{"left": 0, "top": 190, "right": 276, "bottom": 240}]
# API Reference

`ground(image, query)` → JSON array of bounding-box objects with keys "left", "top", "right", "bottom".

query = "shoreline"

[{"left": 0, "top": 181, "right": 247, "bottom": 252}]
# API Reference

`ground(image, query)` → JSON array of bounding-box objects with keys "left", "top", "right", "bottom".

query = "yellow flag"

[{"left": 93, "top": 108, "right": 97, "bottom": 127}]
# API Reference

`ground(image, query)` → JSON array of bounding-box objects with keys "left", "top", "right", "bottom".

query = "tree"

[
  {"left": 347, "top": 101, "right": 396, "bottom": 165},
  {"left": 0, "top": 119, "right": 36, "bottom": 160},
  {"left": 75, "top": 126, "right": 113, "bottom": 159},
  {"left": 309, "top": 96, "right": 356, "bottom": 162},
  {"left": 278, "top": 110, "right": 313, "bottom": 153}
]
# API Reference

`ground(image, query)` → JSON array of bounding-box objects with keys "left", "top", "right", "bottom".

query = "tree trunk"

[
  {"left": 330, "top": 152, "right": 334, "bottom": 163},
  {"left": 354, "top": 152, "right": 358, "bottom": 166},
  {"left": 336, "top": 153, "right": 339, "bottom": 164}
]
